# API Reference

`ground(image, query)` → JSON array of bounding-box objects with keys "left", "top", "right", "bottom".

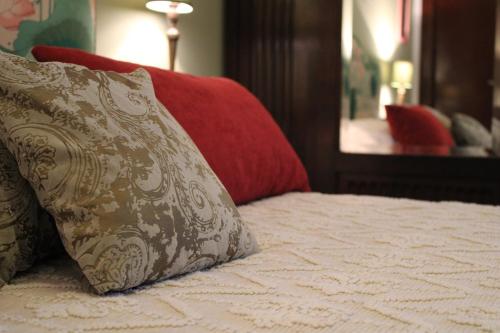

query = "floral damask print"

[
  {"left": 11, "top": 134, "right": 56, "bottom": 191},
  {"left": 0, "top": 50, "right": 258, "bottom": 294},
  {"left": 80, "top": 233, "right": 152, "bottom": 293},
  {"left": 0, "top": 142, "right": 61, "bottom": 286},
  {"left": 0, "top": 142, "right": 36, "bottom": 283},
  {"left": 0, "top": 148, "right": 18, "bottom": 192},
  {"left": 0, "top": 55, "right": 64, "bottom": 86},
  {"left": 187, "top": 181, "right": 217, "bottom": 233}
]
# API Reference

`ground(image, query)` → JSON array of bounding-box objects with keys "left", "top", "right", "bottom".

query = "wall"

[
  {"left": 354, "top": 0, "right": 402, "bottom": 62},
  {"left": 342, "top": 0, "right": 421, "bottom": 120},
  {"left": 410, "top": 0, "right": 422, "bottom": 103},
  {"left": 96, "top": 0, "right": 223, "bottom": 76}
]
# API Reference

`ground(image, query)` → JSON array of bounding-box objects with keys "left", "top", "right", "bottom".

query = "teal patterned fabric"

[{"left": 0, "top": 0, "right": 95, "bottom": 57}]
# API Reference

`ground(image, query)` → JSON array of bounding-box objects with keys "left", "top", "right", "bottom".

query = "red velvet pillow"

[
  {"left": 385, "top": 105, "right": 455, "bottom": 147},
  {"left": 32, "top": 45, "right": 310, "bottom": 204}
]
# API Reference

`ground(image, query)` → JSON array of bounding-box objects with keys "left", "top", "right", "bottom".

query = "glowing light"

[
  {"left": 145, "top": 1, "right": 193, "bottom": 14},
  {"left": 392, "top": 61, "right": 414, "bottom": 89},
  {"left": 378, "top": 84, "right": 393, "bottom": 119},
  {"left": 101, "top": 11, "right": 172, "bottom": 68},
  {"left": 342, "top": 0, "right": 353, "bottom": 59},
  {"left": 374, "top": 22, "right": 397, "bottom": 61},
  {"left": 355, "top": 0, "right": 399, "bottom": 61}
]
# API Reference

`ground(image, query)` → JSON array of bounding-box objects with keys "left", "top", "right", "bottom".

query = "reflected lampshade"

[
  {"left": 145, "top": 0, "right": 194, "bottom": 14},
  {"left": 391, "top": 61, "right": 414, "bottom": 89}
]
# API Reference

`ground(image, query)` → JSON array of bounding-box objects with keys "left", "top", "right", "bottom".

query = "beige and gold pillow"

[
  {"left": 0, "top": 144, "right": 61, "bottom": 287},
  {"left": 0, "top": 51, "right": 258, "bottom": 294}
]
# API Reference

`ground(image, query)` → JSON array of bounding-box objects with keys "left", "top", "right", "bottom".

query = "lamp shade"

[
  {"left": 145, "top": 0, "right": 193, "bottom": 14},
  {"left": 391, "top": 61, "right": 414, "bottom": 89}
]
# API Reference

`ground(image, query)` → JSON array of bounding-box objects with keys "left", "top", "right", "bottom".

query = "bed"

[
  {"left": 0, "top": 47, "right": 499, "bottom": 333},
  {"left": 340, "top": 118, "right": 455, "bottom": 156},
  {"left": 340, "top": 118, "right": 395, "bottom": 154},
  {"left": 341, "top": 116, "right": 500, "bottom": 157},
  {"left": 1, "top": 192, "right": 499, "bottom": 333}
]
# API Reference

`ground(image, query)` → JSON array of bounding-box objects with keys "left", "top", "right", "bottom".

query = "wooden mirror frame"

[{"left": 224, "top": 0, "right": 500, "bottom": 204}]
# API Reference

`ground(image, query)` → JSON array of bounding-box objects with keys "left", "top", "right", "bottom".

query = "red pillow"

[
  {"left": 32, "top": 45, "right": 310, "bottom": 204},
  {"left": 385, "top": 105, "right": 455, "bottom": 147}
]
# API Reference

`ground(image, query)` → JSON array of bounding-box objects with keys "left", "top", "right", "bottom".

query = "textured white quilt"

[{"left": 0, "top": 193, "right": 499, "bottom": 333}]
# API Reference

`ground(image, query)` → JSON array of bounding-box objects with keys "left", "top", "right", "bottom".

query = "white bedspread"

[
  {"left": 340, "top": 118, "right": 395, "bottom": 154},
  {"left": 1, "top": 193, "right": 499, "bottom": 333}
]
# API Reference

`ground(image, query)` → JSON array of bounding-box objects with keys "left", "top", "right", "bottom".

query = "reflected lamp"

[{"left": 391, "top": 60, "right": 414, "bottom": 104}]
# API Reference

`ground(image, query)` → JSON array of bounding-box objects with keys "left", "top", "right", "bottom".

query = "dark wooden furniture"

[
  {"left": 225, "top": 0, "right": 500, "bottom": 205},
  {"left": 495, "top": 0, "right": 500, "bottom": 120},
  {"left": 225, "top": 0, "right": 342, "bottom": 194},
  {"left": 420, "top": 0, "right": 497, "bottom": 128}
]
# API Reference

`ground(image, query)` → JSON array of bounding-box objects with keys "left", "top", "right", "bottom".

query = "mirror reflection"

[{"left": 341, "top": 0, "right": 500, "bottom": 157}]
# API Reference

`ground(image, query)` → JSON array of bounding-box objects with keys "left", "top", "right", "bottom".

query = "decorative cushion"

[
  {"left": 31, "top": 45, "right": 311, "bottom": 205},
  {"left": 0, "top": 51, "right": 258, "bottom": 294},
  {"left": 0, "top": 145, "right": 61, "bottom": 287},
  {"left": 450, "top": 146, "right": 489, "bottom": 157},
  {"left": 425, "top": 106, "right": 452, "bottom": 129},
  {"left": 451, "top": 113, "right": 493, "bottom": 148},
  {"left": 385, "top": 105, "right": 455, "bottom": 147}
]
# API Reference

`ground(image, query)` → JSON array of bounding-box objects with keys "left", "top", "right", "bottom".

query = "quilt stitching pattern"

[{"left": 0, "top": 193, "right": 499, "bottom": 332}]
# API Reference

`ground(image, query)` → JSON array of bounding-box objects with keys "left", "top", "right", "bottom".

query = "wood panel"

[
  {"left": 339, "top": 175, "right": 498, "bottom": 204},
  {"left": 290, "top": 0, "right": 342, "bottom": 193},
  {"left": 225, "top": 0, "right": 295, "bottom": 135},
  {"left": 420, "top": 0, "right": 496, "bottom": 127},
  {"left": 494, "top": 0, "right": 500, "bottom": 121},
  {"left": 225, "top": 0, "right": 342, "bottom": 193},
  {"left": 225, "top": 0, "right": 500, "bottom": 204},
  {"left": 334, "top": 153, "right": 500, "bottom": 205}
]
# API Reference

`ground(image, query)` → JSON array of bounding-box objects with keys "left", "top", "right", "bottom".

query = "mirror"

[{"left": 341, "top": 0, "right": 500, "bottom": 158}]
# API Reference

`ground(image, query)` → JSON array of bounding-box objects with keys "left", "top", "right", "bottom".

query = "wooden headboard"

[{"left": 225, "top": 0, "right": 342, "bottom": 193}]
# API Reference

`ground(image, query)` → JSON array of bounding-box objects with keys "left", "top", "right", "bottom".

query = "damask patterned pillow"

[
  {"left": 0, "top": 144, "right": 61, "bottom": 287},
  {"left": 0, "top": 51, "right": 258, "bottom": 294}
]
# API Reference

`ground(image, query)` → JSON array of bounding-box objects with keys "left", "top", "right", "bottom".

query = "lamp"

[
  {"left": 145, "top": 0, "right": 194, "bottom": 71},
  {"left": 391, "top": 60, "right": 414, "bottom": 104}
]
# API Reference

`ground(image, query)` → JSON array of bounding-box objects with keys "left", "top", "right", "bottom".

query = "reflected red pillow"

[
  {"left": 385, "top": 105, "right": 455, "bottom": 147},
  {"left": 32, "top": 45, "right": 310, "bottom": 204}
]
